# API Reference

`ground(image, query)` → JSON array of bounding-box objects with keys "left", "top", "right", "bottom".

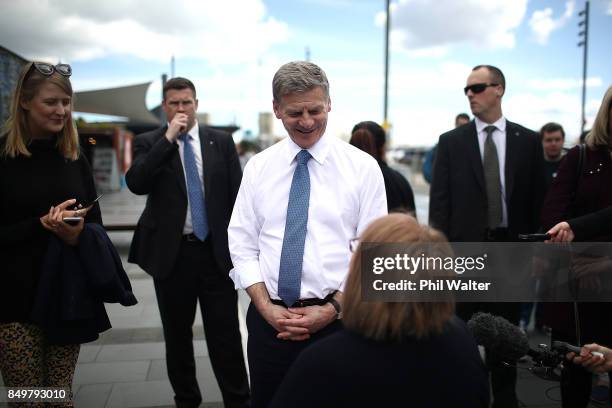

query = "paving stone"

[
  {"left": 129, "top": 327, "right": 165, "bottom": 343},
  {"left": 105, "top": 380, "right": 174, "bottom": 408},
  {"left": 96, "top": 342, "right": 166, "bottom": 362},
  {"left": 74, "top": 383, "right": 113, "bottom": 408},
  {"left": 146, "top": 357, "right": 222, "bottom": 403},
  {"left": 74, "top": 361, "right": 150, "bottom": 385},
  {"left": 78, "top": 345, "right": 101, "bottom": 363}
]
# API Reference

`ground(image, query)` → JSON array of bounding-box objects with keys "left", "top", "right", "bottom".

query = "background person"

[
  {"left": 519, "top": 121, "right": 567, "bottom": 333},
  {"left": 269, "top": 213, "right": 489, "bottom": 408},
  {"left": 350, "top": 121, "right": 416, "bottom": 215},
  {"left": 422, "top": 113, "right": 470, "bottom": 184},
  {"left": 0, "top": 61, "right": 102, "bottom": 405},
  {"left": 126, "top": 77, "right": 249, "bottom": 408},
  {"left": 541, "top": 122, "right": 566, "bottom": 187}
]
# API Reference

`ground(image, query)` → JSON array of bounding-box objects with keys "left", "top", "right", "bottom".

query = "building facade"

[{"left": 0, "top": 46, "right": 27, "bottom": 128}]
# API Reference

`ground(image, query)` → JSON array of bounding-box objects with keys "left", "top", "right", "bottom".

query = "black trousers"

[
  {"left": 153, "top": 238, "right": 250, "bottom": 408},
  {"left": 246, "top": 302, "right": 342, "bottom": 408}
]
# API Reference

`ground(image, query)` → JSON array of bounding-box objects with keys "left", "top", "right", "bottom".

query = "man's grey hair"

[{"left": 272, "top": 61, "right": 329, "bottom": 103}]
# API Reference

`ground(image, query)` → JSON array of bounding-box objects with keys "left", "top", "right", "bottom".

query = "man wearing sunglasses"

[{"left": 429, "top": 65, "right": 545, "bottom": 408}]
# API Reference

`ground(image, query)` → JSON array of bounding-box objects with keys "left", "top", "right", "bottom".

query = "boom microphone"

[
  {"left": 467, "top": 312, "right": 603, "bottom": 381},
  {"left": 467, "top": 312, "right": 529, "bottom": 367}
]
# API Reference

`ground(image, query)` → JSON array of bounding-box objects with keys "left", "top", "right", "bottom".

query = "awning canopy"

[{"left": 74, "top": 82, "right": 160, "bottom": 125}]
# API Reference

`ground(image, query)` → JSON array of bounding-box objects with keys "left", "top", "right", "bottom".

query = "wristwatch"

[{"left": 328, "top": 298, "right": 342, "bottom": 320}]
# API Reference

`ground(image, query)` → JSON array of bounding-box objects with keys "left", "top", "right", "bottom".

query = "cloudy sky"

[{"left": 1, "top": 0, "right": 611, "bottom": 146}]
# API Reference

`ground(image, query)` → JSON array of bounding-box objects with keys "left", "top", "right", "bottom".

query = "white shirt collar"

[
  {"left": 285, "top": 132, "right": 330, "bottom": 166},
  {"left": 475, "top": 116, "right": 506, "bottom": 134}
]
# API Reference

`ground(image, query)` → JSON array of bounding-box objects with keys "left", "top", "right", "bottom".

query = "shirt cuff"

[{"left": 229, "top": 260, "right": 264, "bottom": 290}]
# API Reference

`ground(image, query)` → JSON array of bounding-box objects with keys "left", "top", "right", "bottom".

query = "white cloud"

[
  {"left": 375, "top": 0, "right": 528, "bottom": 52},
  {"left": 505, "top": 90, "right": 600, "bottom": 142},
  {"left": 528, "top": 76, "right": 603, "bottom": 91},
  {"left": 608, "top": 0, "right": 612, "bottom": 14},
  {"left": 0, "top": 0, "right": 289, "bottom": 63},
  {"left": 528, "top": 1, "right": 575, "bottom": 45}
]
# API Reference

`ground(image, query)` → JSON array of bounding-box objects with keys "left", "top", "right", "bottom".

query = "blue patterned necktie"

[
  {"left": 179, "top": 134, "right": 209, "bottom": 241},
  {"left": 278, "top": 149, "right": 312, "bottom": 307}
]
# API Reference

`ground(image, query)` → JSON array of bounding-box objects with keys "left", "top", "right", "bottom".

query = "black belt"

[
  {"left": 484, "top": 227, "right": 509, "bottom": 242},
  {"left": 271, "top": 291, "right": 337, "bottom": 308},
  {"left": 182, "top": 233, "right": 205, "bottom": 243}
]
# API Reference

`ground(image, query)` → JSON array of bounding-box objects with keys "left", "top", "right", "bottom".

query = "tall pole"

[
  {"left": 383, "top": 0, "right": 390, "bottom": 131},
  {"left": 578, "top": 0, "right": 589, "bottom": 135},
  {"left": 171, "top": 55, "right": 175, "bottom": 78},
  {"left": 383, "top": 0, "right": 390, "bottom": 127},
  {"left": 160, "top": 73, "right": 168, "bottom": 123}
]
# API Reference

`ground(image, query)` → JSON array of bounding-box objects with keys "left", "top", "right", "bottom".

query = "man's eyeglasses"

[
  {"left": 463, "top": 83, "right": 498, "bottom": 95},
  {"left": 32, "top": 62, "right": 72, "bottom": 77}
]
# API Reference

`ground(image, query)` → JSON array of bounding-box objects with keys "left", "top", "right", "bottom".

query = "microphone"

[
  {"left": 467, "top": 312, "right": 603, "bottom": 381},
  {"left": 467, "top": 312, "right": 529, "bottom": 367}
]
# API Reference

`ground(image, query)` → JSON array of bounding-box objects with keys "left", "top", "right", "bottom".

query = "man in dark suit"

[
  {"left": 429, "top": 65, "right": 545, "bottom": 408},
  {"left": 126, "top": 77, "right": 249, "bottom": 408}
]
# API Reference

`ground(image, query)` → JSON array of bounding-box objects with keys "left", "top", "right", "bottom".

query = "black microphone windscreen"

[{"left": 467, "top": 312, "right": 529, "bottom": 366}]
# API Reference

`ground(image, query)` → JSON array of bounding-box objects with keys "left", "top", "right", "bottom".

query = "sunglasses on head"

[
  {"left": 464, "top": 83, "right": 498, "bottom": 95},
  {"left": 31, "top": 62, "right": 72, "bottom": 77}
]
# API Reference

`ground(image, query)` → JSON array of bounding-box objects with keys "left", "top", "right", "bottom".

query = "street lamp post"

[
  {"left": 383, "top": 0, "right": 390, "bottom": 132},
  {"left": 578, "top": 0, "right": 590, "bottom": 135}
]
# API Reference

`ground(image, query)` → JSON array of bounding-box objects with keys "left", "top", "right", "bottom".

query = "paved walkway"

[
  {"left": 81, "top": 190, "right": 254, "bottom": 408},
  {"left": 71, "top": 228, "right": 250, "bottom": 408}
]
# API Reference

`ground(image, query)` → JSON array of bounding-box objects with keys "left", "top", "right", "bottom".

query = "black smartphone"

[
  {"left": 518, "top": 233, "right": 551, "bottom": 241},
  {"left": 74, "top": 194, "right": 103, "bottom": 210},
  {"left": 62, "top": 217, "right": 82, "bottom": 226}
]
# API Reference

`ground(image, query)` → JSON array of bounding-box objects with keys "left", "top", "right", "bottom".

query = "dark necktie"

[
  {"left": 483, "top": 125, "right": 502, "bottom": 228},
  {"left": 179, "top": 134, "right": 209, "bottom": 241},
  {"left": 278, "top": 150, "right": 312, "bottom": 307}
]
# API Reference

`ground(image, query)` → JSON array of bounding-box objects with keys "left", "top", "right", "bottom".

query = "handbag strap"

[{"left": 576, "top": 143, "right": 585, "bottom": 185}]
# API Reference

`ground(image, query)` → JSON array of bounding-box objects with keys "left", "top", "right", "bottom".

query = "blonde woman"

[{"left": 0, "top": 62, "right": 101, "bottom": 405}]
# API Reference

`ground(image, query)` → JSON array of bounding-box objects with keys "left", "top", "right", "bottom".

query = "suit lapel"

[
  {"left": 466, "top": 122, "right": 485, "bottom": 192},
  {"left": 160, "top": 126, "right": 187, "bottom": 197},
  {"left": 504, "top": 121, "right": 519, "bottom": 202},
  {"left": 171, "top": 149, "right": 187, "bottom": 198}
]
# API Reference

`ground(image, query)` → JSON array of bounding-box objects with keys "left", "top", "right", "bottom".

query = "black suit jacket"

[
  {"left": 429, "top": 120, "right": 545, "bottom": 242},
  {"left": 126, "top": 125, "right": 242, "bottom": 279},
  {"left": 32, "top": 223, "right": 137, "bottom": 345}
]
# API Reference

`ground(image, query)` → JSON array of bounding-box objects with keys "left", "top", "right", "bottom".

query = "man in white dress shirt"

[{"left": 228, "top": 61, "right": 387, "bottom": 407}]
